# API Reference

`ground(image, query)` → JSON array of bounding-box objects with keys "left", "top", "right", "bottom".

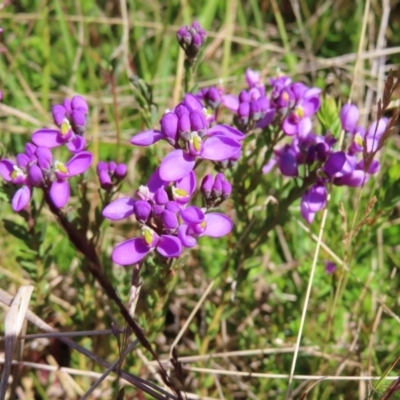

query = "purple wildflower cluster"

[
  {"left": 205, "top": 69, "right": 384, "bottom": 224},
  {"left": 176, "top": 21, "right": 207, "bottom": 61},
  {"left": 263, "top": 76, "right": 387, "bottom": 223},
  {"left": 97, "top": 161, "right": 127, "bottom": 190},
  {"left": 103, "top": 169, "right": 233, "bottom": 265},
  {"left": 0, "top": 96, "right": 93, "bottom": 211},
  {"left": 103, "top": 79, "right": 240, "bottom": 265}
]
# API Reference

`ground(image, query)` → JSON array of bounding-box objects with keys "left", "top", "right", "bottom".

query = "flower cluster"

[
  {"left": 130, "top": 93, "right": 244, "bottom": 181},
  {"left": 176, "top": 21, "right": 207, "bottom": 62},
  {"left": 207, "top": 68, "right": 384, "bottom": 224},
  {"left": 0, "top": 96, "right": 92, "bottom": 211},
  {"left": 103, "top": 169, "right": 233, "bottom": 265},
  {"left": 221, "top": 69, "right": 272, "bottom": 131},
  {"left": 97, "top": 161, "right": 127, "bottom": 190}
]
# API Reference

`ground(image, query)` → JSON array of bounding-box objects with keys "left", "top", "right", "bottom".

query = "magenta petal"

[
  {"left": 300, "top": 197, "right": 315, "bottom": 224},
  {"left": 302, "top": 96, "right": 320, "bottom": 116},
  {"left": 12, "top": 186, "right": 31, "bottom": 212},
  {"left": 130, "top": 130, "right": 163, "bottom": 146},
  {"left": 262, "top": 158, "right": 277, "bottom": 174},
  {"left": 146, "top": 167, "right": 167, "bottom": 194},
  {"left": 178, "top": 225, "right": 197, "bottom": 248},
  {"left": 201, "top": 136, "right": 241, "bottom": 161},
  {"left": 176, "top": 171, "right": 196, "bottom": 196},
  {"left": 208, "top": 124, "right": 245, "bottom": 141},
  {"left": 102, "top": 197, "right": 136, "bottom": 220},
  {"left": 52, "top": 105, "right": 67, "bottom": 126},
  {"left": 282, "top": 118, "right": 298, "bottom": 135},
  {"left": 112, "top": 238, "right": 150, "bottom": 266},
  {"left": 66, "top": 151, "right": 92, "bottom": 176},
  {"left": 32, "top": 129, "right": 64, "bottom": 147},
  {"left": 156, "top": 235, "right": 182, "bottom": 258},
  {"left": 306, "top": 184, "right": 327, "bottom": 213},
  {"left": 183, "top": 94, "right": 204, "bottom": 111},
  {"left": 0, "top": 159, "right": 15, "bottom": 181},
  {"left": 50, "top": 180, "right": 70, "bottom": 208},
  {"left": 298, "top": 117, "right": 312, "bottom": 139},
  {"left": 221, "top": 95, "right": 239, "bottom": 112},
  {"left": 66, "top": 135, "right": 86, "bottom": 153},
  {"left": 71, "top": 95, "right": 88, "bottom": 112},
  {"left": 181, "top": 206, "right": 205, "bottom": 224},
  {"left": 204, "top": 213, "right": 233, "bottom": 237},
  {"left": 335, "top": 170, "right": 367, "bottom": 187},
  {"left": 159, "top": 150, "right": 196, "bottom": 182}
]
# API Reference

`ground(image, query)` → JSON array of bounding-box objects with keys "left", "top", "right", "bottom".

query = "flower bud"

[
  {"left": 178, "top": 113, "right": 191, "bottom": 141},
  {"left": 108, "top": 161, "right": 117, "bottom": 173},
  {"left": 238, "top": 102, "right": 250, "bottom": 124},
  {"left": 161, "top": 209, "right": 179, "bottom": 231},
  {"left": 206, "top": 86, "right": 221, "bottom": 108},
  {"left": 189, "top": 109, "right": 207, "bottom": 134},
  {"left": 160, "top": 112, "right": 178, "bottom": 144},
  {"left": 165, "top": 200, "right": 181, "bottom": 214},
  {"left": 134, "top": 200, "right": 152, "bottom": 223},
  {"left": 249, "top": 100, "right": 261, "bottom": 121},
  {"left": 239, "top": 90, "right": 250, "bottom": 103},
  {"left": 97, "top": 161, "right": 108, "bottom": 173},
  {"left": 201, "top": 174, "right": 214, "bottom": 199},
  {"left": 16, "top": 153, "right": 30, "bottom": 169},
  {"left": 245, "top": 68, "right": 260, "bottom": 88},
  {"left": 36, "top": 147, "right": 53, "bottom": 170},
  {"left": 98, "top": 170, "right": 112, "bottom": 189},
  {"left": 154, "top": 187, "right": 169, "bottom": 205},
  {"left": 211, "top": 176, "right": 223, "bottom": 198},
  {"left": 29, "top": 165, "right": 44, "bottom": 186},
  {"left": 278, "top": 152, "right": 298, "bottom": 177},
  {"left": 114, "top": 163, "right": 127, "bottom": 179},
  {"left": 340, "top": 104, "right": 359, "bottom": 132},
  {"left": 221, "top": 180, "right": 232, "bottom": 200}
]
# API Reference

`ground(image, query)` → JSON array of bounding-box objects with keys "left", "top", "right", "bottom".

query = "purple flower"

[
  {"left": 32, "top": 128, "right": 86, "bottom": 154},
  {"left": 112, "top": 227, "right": 182, "bottom": 265},
  {"left": 159, "top": 135, "right": 240, "bottom": 181},
  {"left": 52, "top": 95, "right": 89, "bottom": 135},
  {"left": 96, "top": 161, "right": 127, "bottom": 189},
  {"left": 178, "top": 208, "right": 233, "bottom": 248},
  {"left": 340, "top": 104, "right": 359, "bottom": 132},
  {"left": 278, "top": 152, "right": 298, "bottom": 177},
  {"left": 49, "top": 151, "right": 92, "bottom": 208},
  {"left": 325, "top": 261, "right": 337, "bottom": 274},
  {"left": 300, "top": 184, "right": 327, "bottom": 224},
  {"left": 323, "top": 152, "right": 355, "bottom": 178},
  {"left": 12, "top": 186, "right": 31, "bottom": 212},
  {"left": 245, "top": 68, "right": 261, "bottom": 88},
  {"left": 103, "top": 167, "right": 233, "bottom": 265},
  {"left": 176, "top": 21, "right": 207, "bottom": 60},
  {"left": 196, "top": 86, "right": 222, "bottom": 109}
]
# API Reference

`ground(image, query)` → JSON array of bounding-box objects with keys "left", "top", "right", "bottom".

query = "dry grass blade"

[
  {"left": 0, "top": 288, "right": 177, "bottom": 400},
  {"left": 79, "top": 340, "right": 138, "bottom": 400},
  {"left": 0, "top": 285, "right": 34, "bottom": 400}
]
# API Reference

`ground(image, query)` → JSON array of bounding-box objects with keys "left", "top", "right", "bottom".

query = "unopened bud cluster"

[
  {"left": 176, "top": 21, "right": 207, "bottom": 62},
  {"left": 97, "top": 161, "right": 127, "bottom": 190}
]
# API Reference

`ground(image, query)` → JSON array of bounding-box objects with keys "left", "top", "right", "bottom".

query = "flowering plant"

[{"left": 1, "top": 16, "right": 400, "bottom": 400}]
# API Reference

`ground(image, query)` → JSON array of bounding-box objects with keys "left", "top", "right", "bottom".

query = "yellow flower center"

[
  {"left": 172, "top": 187, "right": 188, "bottom": 199},
  {"left": 61, "top": 119, "right": 72, "bottom": 136},
  {"left": 354, "top": 132, "right": 363, "bottom": 147},
  {"left": 294, "top": 105, "right": 304, "bottom": 119},
  {"left": 190, "top": 132, "right": 202, "bottom": 152},
  {"left": 11, "top": 165, "right": 25, "bottom": 179},
  {"left": 55, "top": 160, "right": 68, "bottom": 174},
  {"left": 142, "top": 226, "right": 154, "bottom": 246}
]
